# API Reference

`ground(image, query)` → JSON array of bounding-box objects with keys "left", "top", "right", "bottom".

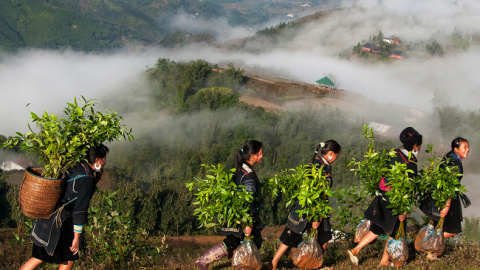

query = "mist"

[{"left": 2, "top": 0, "right": 480, "bottom": 143}]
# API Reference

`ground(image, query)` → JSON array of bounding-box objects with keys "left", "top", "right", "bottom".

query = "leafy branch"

[
  {"left": 347, "top": 125, "right": 396, "bottom": 197},
  {"left": 417, "top": 144, "right": 467, "bottom": 209},
  {"left": 384, "top": 161, "right": 416, "bottom": 215},
  {"left": 186, "top": 164, "right": 254, "bottom": 228},
  {"left": 3, "top": 97, "right": 134, "bottom": 178},
  {"left": 270, "top": 164, "right": 332, "bottom": 222}
]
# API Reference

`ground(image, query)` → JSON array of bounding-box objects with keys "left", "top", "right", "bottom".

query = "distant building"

[
  {"left": 301, "top": 3, "right": 310, "bottom": 7},
  {"left": 389, "top": 50, "right": 407, "bottom": 59},
  {"left": 361, "top": 43, "right": 380, "bottom": 53},
  {"left": 0, "top": 157, "right": 31, "bottom": 171},
  {"left": 286, "top": 14, "right": 294, "bottom": 17},
  {"left": 383, "top": 35, "right": 401, "bottom": 45},
  {"left": 367, "top": 122, "right": 392, "bottom": 136},
  {"left": 315, "top": 77, "right": 335, "bottom": 90}
]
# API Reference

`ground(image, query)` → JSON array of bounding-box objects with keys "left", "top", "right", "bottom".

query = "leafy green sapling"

[
  {"left": 417, "top": 144, "right": 467, "bottom": 210},
  {"left": 347, "top": 125, "right": 396, "bottom": 197},
  {"left": 186, "top": 164, "right": 254, "bottom": 229},
  {"left": 3, "top": 97, "right": 134, "bottom": 178}
]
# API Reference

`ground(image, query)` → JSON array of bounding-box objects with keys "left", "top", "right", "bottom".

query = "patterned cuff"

[{"left": 73, "top": 225, "right": 83, "bottom": 233}]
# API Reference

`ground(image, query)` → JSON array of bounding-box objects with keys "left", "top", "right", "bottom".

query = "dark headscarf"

[{"left": 399, "top": 127, "right": 422, "bottom": 148}]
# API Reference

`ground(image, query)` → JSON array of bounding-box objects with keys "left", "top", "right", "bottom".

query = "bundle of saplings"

[
  {"left": 383, "top": 159, "right": 417, "bottom": 267},
  {"left": 186, "top": 164, "right": 261, "bottom": 270},
  {"left": 3, "top": 97, "right": 134, "bottom": 219},
  {"left": 348, "top": 126, "right": 396, "bottom": 242},
  {"left": 415, "top": 145, "right": 467, "bottom": 256},
  {"left": 270, "top": 164, "right": 332, "bottom": 269}
]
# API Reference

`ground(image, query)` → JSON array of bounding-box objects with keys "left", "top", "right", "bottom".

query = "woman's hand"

[
  {"left": 70, "top": 232, "right": 81, "bottom": 255},
  {"left": 440, "top": 199, "right": 451, "bottom": 218},
  {"left": 398, "top": 213, "right": 407, "bottom": 222},
  {"left": 244, "top": 226, "right": 252, "bottom": 236},
  {"left": 312, "top": 219, "right": 322, "bottom": 229}
]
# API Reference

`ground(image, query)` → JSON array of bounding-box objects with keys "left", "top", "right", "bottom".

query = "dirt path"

[
  {"left": 239, "top": 94, "right": 283, "bottom": 111},
  {"left": 163, "top": 225, "right": 285, "bottom": 246}
]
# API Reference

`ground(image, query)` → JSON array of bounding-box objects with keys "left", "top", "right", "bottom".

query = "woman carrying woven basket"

[{"left": 21, "top": 144, "right": 108, "bottom": 270}]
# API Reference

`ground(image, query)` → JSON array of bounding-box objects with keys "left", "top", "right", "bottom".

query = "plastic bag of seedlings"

[
  {"left": 415, "top": 218, "right": 445, "bottom": 256},
  {"left": 292, "top": 229, "right": 324, "bottom": 269},
  {"left": 287, "top": 230, "right": 309, "bottom": 260},
  {"left": 387, "top": 221, "right": 409, "bottom": 268},
  {"left": 354, "top": 219, "right": 371, "bottom": 243},
  {"left": 232, "top": 237, "right": 262, "bottom": 270}
]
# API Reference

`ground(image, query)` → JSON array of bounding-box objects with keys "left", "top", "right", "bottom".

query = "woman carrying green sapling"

[
  {"left": 420, "top": 137, "right": 470, "bottom": 259},
  {"left": 267, "top": 140, "right": 341, "bottom": 270},
  {"left": 349, "top": 127, "right": 422, "bottom": 267},
  {"left": 21, "top": 144, "right": 109, "bottom": 270},
  {"left": 195, "top": 140, "right": 264, "bottom": 270}
]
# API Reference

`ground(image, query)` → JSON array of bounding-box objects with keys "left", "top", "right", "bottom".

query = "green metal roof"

[{"left": 315, "top": 77, "right": 335, "bottom": 86}]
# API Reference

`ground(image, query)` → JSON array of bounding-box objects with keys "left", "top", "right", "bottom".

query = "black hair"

[
  {"left": 86, "top": 143, "right": 109, "bottom": 164},
  {"left": 399, "top": 127, "right": 423, "bottom": 151},
  {"left": 234, "top": 140, "right": 263, "bottom": 183},
  {"left": 309, "top": 140, "right": 341, "bottom": 164},
  {"left": 451, "top": 137, "right": 469, "bottom": 150}
]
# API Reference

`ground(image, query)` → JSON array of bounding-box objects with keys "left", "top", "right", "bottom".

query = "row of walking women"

[
  {"left": 195, "top": 127, "right": 471, "bottom": 269},
  {"left": 20, "top": 127, "right": 469, "bottom": 270}
]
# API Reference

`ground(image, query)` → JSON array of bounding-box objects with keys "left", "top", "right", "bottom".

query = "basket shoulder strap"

[{"left": 66, "top": 174, "right": 87, "bottom": 183}]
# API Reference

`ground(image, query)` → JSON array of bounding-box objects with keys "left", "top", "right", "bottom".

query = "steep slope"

[
  {"left": 44, "top": 0, "right": 165, "bottom": 42},
  {"left": 0, "top": 0, "right": 162, "bottom": 52}
]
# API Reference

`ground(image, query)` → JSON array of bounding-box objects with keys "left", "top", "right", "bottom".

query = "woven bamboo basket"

[{"left": 19, "top": 167, "right": 64, "bottom": 219}]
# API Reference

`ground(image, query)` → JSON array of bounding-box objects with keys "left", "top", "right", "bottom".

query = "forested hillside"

[
  {"left": 0, "top": 0, "right": 321, "bottom": 52},
  {"left": 0, "top": 0, "right": 155, "bottom": 51}
]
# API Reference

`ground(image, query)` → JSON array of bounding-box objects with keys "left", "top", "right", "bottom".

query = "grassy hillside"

[
  {"left": 0, "top": 0, "right": 161, "bottom": 51},
  {"left": 0, "top": 0, "right": 141, "bottom": 51}
]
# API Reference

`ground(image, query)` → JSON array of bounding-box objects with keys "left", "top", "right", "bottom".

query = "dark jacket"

[
  {"left": 420, "top": 151, "right": 466, "bottom": 222},
  {"left": 220, "top": 163, "right": 264, "bottom": 237},
  {"left": 31, "top": 162, "right": 96, "bottom": 255},
  {"left": 61, "top": 162, "right": 96, "bottom": 226},
  {"left": 286, "top": 156, "right": 332, "bottom": 234},
  {"left": 364, "top": 148, "right": 417, "bottom": 235}
]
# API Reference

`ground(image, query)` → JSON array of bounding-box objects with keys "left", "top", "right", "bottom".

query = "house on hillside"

[
  {"left": 315, "top": 77, "right": 335, "bottom": 90},
  {"left": 367, "top": 122, "right": 392, "bottom": 136},
  {"left": 0, "top": 157, "right": 31, "bottom": 171},
  {"left": 361, "top": 43, "right": 380, "bottom": 53},
  {"left": 383, "top": 35, "right": 401, "bottom": 45},
  {"left": 389, "top": 50, "right": 407, "bottom": 59}
]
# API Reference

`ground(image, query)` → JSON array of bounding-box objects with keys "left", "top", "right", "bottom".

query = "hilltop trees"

[{"left": 426, "top": 40, "right": 444, "bottom": 56}]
